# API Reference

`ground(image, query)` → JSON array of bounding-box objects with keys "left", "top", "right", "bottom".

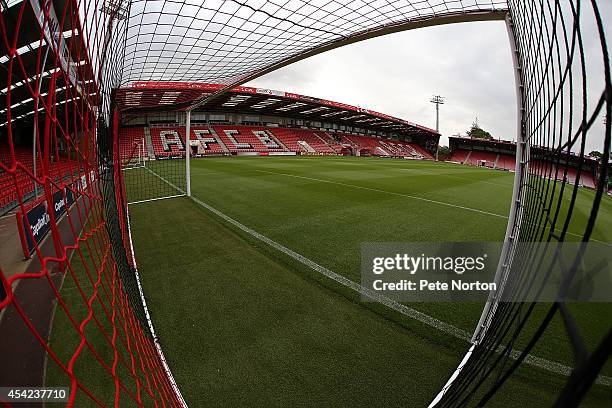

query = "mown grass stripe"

[
  {"left": 255, "top": 169, "right": 508, "bottom": 219},
  {"left": 142, "top": 160, "right": 612, "bottom": 386},
  {"left": 188, "top": 194, "right": 611, "bottom": 387}
]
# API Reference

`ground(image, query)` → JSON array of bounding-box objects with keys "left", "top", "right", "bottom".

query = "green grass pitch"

[{"left": 46, "top": 156, "right": 612, "bottom": 406}]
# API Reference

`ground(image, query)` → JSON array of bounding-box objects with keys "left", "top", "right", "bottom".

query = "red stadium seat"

[
  {"left": 270, "top": 128, "right": 335, "bottom": 153},
  {"left": 118, "top": 127, "right": 147, "bottom": 160},
  {"left": 0, "top": 144, "right": 79, "bottom": 214},
  {"left": 212, "top": 125, "right": 287, "bottom": 153}
]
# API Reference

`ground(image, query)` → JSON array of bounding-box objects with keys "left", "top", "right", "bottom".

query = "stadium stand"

[
  {"left": 376, "top": 140, "right": 398, "bottom": 156},
  {"left": 449, "top": 148, "right": 470, "bottom": 164},
  {"left": 447, "top": 136, "right": 599, "bottom": 189},
  {"left": 398, "top": 140, "right": 432, "bottom": 159},
  {"left": 345, "top": 134, "right": 379, "bottom": 151},
  {"left": 149, "top": 126, "right": 231, "bottom": 157},
  {"left": 495, "top": 154, "right": 516, "bottom": 171},
  {"left": 464, "top": 150, "right": 498, "bottom": 167},
  {"left": 149, "top": 127, "right": 187, "bottom": 158},
  {"left": 377, "top": 139, "right": 431, "bottom": 159},
  {"left": 0, "top": 144, "right": 78, "bottom": 214},
  {"left": 126, "top": 124, "right": 437, "bottom": 159},
  {"left": 325, "top": 132, "right": 432, "bottom": 159},
  {"left": 272, "top": 128, "right": 336, "bottom": 153},
  {"left": 119, "top": 127, "right": 146, "bottom": 160},
  {"left": 531, "top": 160, "right": 596, "bottom": 188},
  {"left": 315, "top": 131, "right": 344, "bottom": 153},
  {"left": 582, "top": 172, "right": 596, "bottom": 189},
  {"left": 262, "top": 128, "right": 326, "bottom": 153},
  {"left": 336, "top": 132, "right": 360, "bottom": 148},
  {"left": 191, "top": 127, "right": 228, "bottom": 155},
  {"left": 409, "top": 143, "right": 435, "bottom": 160},
  {"left": 115, "top": 101, "right": 445, "bottom": 161},
  {"left": 212, "top": 125, "right": 288, "bottom": 153}
]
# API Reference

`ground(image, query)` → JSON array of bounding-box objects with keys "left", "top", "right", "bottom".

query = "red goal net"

[{"left": 0, "top": 0, "right": 184, "bottom": 406}]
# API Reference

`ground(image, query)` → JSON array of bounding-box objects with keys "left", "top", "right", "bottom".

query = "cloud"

[
  {"left": 245, "top": 18, "right": 609, "bottom": 155},
  {"left": 246, "top": 21, "right": 516, "bottom": 147}
]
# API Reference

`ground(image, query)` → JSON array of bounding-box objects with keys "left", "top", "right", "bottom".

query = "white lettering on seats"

[
  {"left": 223, "top": 130, "right": 251, "bottom": 148},
  {"left": 160, "top": 130, "right": 184, "bottom": 151},
  {"left": 253, "top": 130, "right": 279, "bottom": 148},
  {"left": 193, "top": 129, "right": 218, "bottom": 149}
]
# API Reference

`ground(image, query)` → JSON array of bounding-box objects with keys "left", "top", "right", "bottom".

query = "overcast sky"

[
  {"left": 246, "top": 21, "right": 516, "bottom": 148},
  {"left": 245, "top": 19, "right": 609, "bottom": 154}
]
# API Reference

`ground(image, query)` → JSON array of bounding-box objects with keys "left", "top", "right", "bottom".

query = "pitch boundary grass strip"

[
  {"left": 136, "top": 157, "right": 611, "bottom": 386},
  {"left": 124, "top": 204, "right": 188, "bottom": 406}
]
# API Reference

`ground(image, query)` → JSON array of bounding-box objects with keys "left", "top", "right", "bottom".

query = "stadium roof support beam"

[{"left": 187, "top": 9, "right": 507, "bottom": 112}]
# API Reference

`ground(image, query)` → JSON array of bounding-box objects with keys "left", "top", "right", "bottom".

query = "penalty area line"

[{"left": 187, "top": 194, "right": 611, "bottom": 386}]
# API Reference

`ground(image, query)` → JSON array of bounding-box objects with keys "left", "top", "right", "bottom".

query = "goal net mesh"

[
  {"left": 0, "top": 0, "right": 610, "bottom": 407},
  {"left": 0, "top": 0, "right": 184, "bottom": 406},
  {"left": 119, "top": 131, "right": 187, "bottom": 205}
]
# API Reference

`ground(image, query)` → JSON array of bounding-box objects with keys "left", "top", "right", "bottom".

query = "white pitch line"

[
  {"left": 144, "top": 165, "right": 186, "bottom": 194},
  {"left": 122, "top": 164, "right": 146, "bottom": 171},
  {"left": 128, "top": 194, "right": 185, "bottom": 205},
  {"left": 254, "top": 169, "right": 610, "bottom": 245},
  {"left": 127, "top": 166, "right": 187, "bottom": 205},
  {"left": 190, "top": 195, "right": 471, "bottom": 342},
  {"left": 255, "top": 169, "right": 508, "bottom": 219},
  {"left": 187, "top": 194, "right": 611, "bottom": 386}
]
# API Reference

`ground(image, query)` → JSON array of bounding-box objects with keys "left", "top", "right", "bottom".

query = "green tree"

[
  {"left": 437, "top": 145, "right": 451, "bottom": 160},
  {"left": 467, "top": 122, "right": 493, "bottom": 140},
  {"left": 589, "top": 150, "right": 603, "bottom": 158}
]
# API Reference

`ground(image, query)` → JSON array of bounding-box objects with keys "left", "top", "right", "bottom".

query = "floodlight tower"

[{"left": 430, "top": 95, "right": 445, "bottom": 161}]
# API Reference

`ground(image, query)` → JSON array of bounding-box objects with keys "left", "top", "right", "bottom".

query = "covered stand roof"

[
  {"left": 449, "top": 136, "right": 606, "bottom": 167},
  {"left": 2, "top": 1, "right": 509, "bottom": 130},
  {"left": 0, "top": 0, "right": 110, "bottom": 128},
  {"left": 115, "top": 1, "right": 507, "bottom": 141},
  {"left": 116, "top": 81, "right": 439, "bottom": 139},
  {"left": 117, "top": 0, "right": 507, "bottom": 118}
]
